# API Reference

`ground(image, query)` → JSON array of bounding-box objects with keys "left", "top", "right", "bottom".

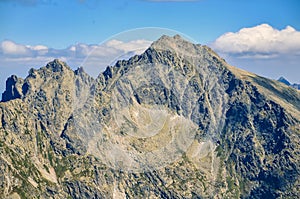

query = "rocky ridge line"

[{"left": 0, "top": 35, "right": 299, "bottom": 198}]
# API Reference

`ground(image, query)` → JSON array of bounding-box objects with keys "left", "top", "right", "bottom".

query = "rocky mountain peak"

[
  {"left": 151, "top": 34, "right": 202, "bottom": 55},
  {"left": 74, "top": 66, "right": 85, "bottom": 75},
  {"left": 1, "top": 59, "right": 93, "bottom": 103},
  {"left": 45, "top": 59, "right": 69, "bottom": 72},
  {"left": 152, "top": 34, "right": 188, "bottom": 46},
  {"left": 278, "top": 76, "right": 291, "bottom": 86},
  {"left": 1, "top": 75, "right": 24, "bottom": 102}
]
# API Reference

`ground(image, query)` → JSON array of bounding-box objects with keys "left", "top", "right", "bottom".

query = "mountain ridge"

[{"left": 0, "top": 35, "right": 300, "bottom": 198}]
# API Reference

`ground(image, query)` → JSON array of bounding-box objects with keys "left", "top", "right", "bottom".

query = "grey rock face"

[{"left": 0, "top": 35, "right": 300, "bottom": 198}]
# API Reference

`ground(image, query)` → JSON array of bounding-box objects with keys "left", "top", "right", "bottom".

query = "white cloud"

[
  {"left": 78, "top": 39, "right": 152, "bottom": 75},
  {"left": 1, "top": 40, "right": 31, "bottom": 56},
  {"left": 105, "top": 39, "right": 152, "bottom": 54},
  {"left": 29, "top": 45, "right": 48, "bottom": 51},
  {"left": 57, "top": 39, "right": 152, "bottom": 60},
  {"left": 211, "top": 24, "right": 300, "bottom": 58},
  {"left": 0, "top": 39, "right": 151, "bottom": 59},
  {"left": 0, "top": 39, "right": 152, "bottom": 80},
  {"left": 0, "top": 40, "right": 50, "bottom": 56}
]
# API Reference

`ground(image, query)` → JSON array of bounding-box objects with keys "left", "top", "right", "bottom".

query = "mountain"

[
  {"left": 278, "top": 76, "right": 300, "bottom": 90},
  {"left": 277, "top": 77, "right": 291, "bottom": 86},
  {"left": 292, "top": 84, "right": 300, "bottom": 90},
  {"left": 1, "top": 35, "right": 300, "bottom": 198}
]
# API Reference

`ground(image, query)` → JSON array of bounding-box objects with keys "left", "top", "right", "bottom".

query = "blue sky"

[{"left": 0, "top": 0, "right": 300, "bottom": 93}]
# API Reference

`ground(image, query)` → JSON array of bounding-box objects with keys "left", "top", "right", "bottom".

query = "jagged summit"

[
  {"left": 151, "top": 34, "right": 205, "bottom": 56},
  {"left": 151, "top": 34, "right": 220, "bottom": 58},
  {"left": 278, "top": 76, "right": 291, "bottom": 86},
  {"left": 45, "top": 59, "right": 70, "bottom": 72},
  {"left": 108, "top": 34, "right": 227, "bottom": 84},
  {"left": 151, "top": 34, "right": 197, "bottom": 48},
  {"left": 1, "top": 59, "right": 92, "bottom": 102}
]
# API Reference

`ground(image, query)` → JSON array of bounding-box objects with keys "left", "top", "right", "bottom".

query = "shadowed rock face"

[
  {"left": 1, "top": 75, "right": 24, "bottom": 102},
  {"left": 0, "top": 35, "right": 300, "bottom": 198}
]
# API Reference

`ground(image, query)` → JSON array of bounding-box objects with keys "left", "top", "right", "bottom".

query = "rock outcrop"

[
  {"left": 1, "top": 75, "right": 24, "bottom": 102},
  {"left": 0, "top": 35, "right": 300, "bottom": 198}
]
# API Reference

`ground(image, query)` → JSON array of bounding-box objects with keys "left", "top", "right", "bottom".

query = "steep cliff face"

[{"left": 0, "top": 35, "right": 299, "bottom": 198}]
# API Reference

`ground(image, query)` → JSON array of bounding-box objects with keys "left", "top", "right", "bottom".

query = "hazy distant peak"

[
  {"left": 277, "top": 76, "right": 291, "bottom": 86},
  {"left": 277, "top": 76, "right": 300, "bottom": 90}
]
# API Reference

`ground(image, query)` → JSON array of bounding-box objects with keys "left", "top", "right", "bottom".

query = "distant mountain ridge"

[
  {"left": 278, "top": 76, "right": 300, "bottom": 90},
  {"left": 0, "top": 35, "right": 300, "bottom": 198}
]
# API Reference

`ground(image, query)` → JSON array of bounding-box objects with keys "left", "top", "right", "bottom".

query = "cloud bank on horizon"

[
  {"left": 2, "top": 24, "right": 300, "bottom": 63},
  {"left": 0, "top": 39, "right": 152, "bottom": 74},
  {"left": 1, "top": 39, "right": 152, "bottom": 59}
]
